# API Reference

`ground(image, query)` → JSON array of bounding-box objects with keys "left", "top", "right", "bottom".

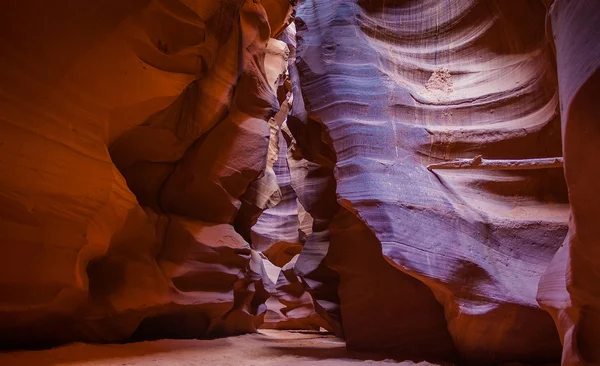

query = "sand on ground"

[{"left": 0, "top": 330, "right": 443, "bottom": 366}]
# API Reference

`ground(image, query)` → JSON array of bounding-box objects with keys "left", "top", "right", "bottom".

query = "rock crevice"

[{"left": 0, "top": 1, "right": 599, "bottom": 365}]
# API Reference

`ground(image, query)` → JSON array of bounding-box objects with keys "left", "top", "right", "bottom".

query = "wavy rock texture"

[
  {"left": 1, "top": 0, "right": 600, "bottom": 365},
  {"left": 250, "top": 115, "right": 327, "bottom": 330},
  {"left": 328, "top": 207, "right": 457, "bottom": 360},
  {"left": 293, "top": 0, "right": 570, "bottom": 363},
  {"left": 537, "top": 1, "right": 600, "bottom": 365},
  {"left": 0, "top": 0, "right": 293, "bottom": 347},
  {"left": 250, "top": 125, "right": 300, "bottom": 259},
  {"left": 262, "top": 254, "right": 330, "bottom": 330},
  {"left": 283, "top": 117, "right": 345, "bottom": 335}
]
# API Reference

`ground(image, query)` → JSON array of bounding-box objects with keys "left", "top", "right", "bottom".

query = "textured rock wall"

[
  {"left": 291, "top": 0, "right": 571, "bottom": 364},
  {"left": 1, "top": 0, "right": 600, "bottom": 365},
  {"left": 537, "top": 1, "right": 600, "bottom": 365},
  {"left": 0, "top": 0, "right": 295, "bottom": 347}
]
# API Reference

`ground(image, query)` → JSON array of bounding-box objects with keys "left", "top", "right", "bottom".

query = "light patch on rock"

[{"left": 420, "top": 67, "right": 454, "bottom": 102}]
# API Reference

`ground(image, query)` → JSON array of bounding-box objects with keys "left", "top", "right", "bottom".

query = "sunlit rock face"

[
  {"left": 1, "top": 0, "right": 600, "bottom": 364},
  {"left": 292, "top": 0, "right": 571, "bottom": 364}
]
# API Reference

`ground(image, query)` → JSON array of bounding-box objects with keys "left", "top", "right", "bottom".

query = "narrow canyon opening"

[{"left": 1, "top": 0, "right": 599, "bottom": 365}]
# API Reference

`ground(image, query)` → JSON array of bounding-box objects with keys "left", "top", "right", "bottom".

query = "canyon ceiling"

[{"left": 0, "top": 0, "right": 599, "bottom": 365}]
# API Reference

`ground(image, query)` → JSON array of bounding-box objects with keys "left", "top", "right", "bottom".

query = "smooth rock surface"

[
  {"left": 292, "top": 0, "right": 570, "bottom": 363},
  {"left": 0, "top": 0, "right": 292, "bottom": 346},
  {"left": 0, "top": 1, "right": 599, "bottom": 365},
  {"left": 537, "top": 1, "right": 600, "bottom": 365}
]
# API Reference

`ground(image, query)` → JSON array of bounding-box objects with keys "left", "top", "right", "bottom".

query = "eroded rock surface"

[
  {"left": 537, "top": 1, "right": 600, "bottom": 365},
  {"left": 292, "top": 0, "right": 570, "bottom": 363},
  {"left": 0, "top": 0, "right": 294, "bottom": 346},
  {"left": 1, "top": 0, "right": 599, "bottom": 365}
]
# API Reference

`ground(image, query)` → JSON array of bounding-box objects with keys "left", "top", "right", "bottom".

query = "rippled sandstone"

[{"left": 0, "top": 1, "right": 599, "bottom": 365}]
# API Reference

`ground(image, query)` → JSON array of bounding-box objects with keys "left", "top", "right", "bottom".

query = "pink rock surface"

[
  {"left": 0, "top": 1, "right": 599, "bottom": 365},
  {"left": 537, "top": 1, "right": 600, "bottom": 364},
  {"left": 292, "top": 0, "right": 571, "bottom": 363}
]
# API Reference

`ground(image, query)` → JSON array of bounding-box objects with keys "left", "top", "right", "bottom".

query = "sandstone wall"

[
  {"left": 1, "top": 1, "right": 599, "bottom": 365},
  {"left": 0, "top": 0, "right": 295, "bottom": 346}
]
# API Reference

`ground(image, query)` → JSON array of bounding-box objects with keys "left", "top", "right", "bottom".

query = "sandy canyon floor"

[{"left": 0, "top": 330, "right": 443, "bottom": 366}]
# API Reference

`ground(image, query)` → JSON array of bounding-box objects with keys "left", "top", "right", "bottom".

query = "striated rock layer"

[
  {"left": 0, "top": 0, "right": 294, "bottom": 347},
  {"left": 292, "top": 0, "right": 575, "bottom": 364},
  {"left": 1, "top": 0, "right": 600, "bottom": 365},
  {"left": 537, "top": 1, "right": 600, "bottom": 365}
]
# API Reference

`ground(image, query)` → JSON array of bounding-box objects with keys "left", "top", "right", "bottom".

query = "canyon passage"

[{"left": 0, "top": 0, "right": 599, "bottom": 365}]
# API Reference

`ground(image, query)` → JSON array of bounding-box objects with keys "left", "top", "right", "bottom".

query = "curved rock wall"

[
  {"left": 292, "top": 0, "right": 571, "bottom": 364},
  {"left": 0, "top": 0, "right": 294, "bottom": 347},
  {"left": 537, "top": 1, "right": 600, "bottom": 365},
  {"left": 1, "top": 0, "right": 599, "bottom": 365}
]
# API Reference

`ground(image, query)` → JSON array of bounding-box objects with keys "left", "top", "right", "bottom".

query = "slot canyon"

[{"left": 0, "top": 0, "right": 599, "bottom": 365}]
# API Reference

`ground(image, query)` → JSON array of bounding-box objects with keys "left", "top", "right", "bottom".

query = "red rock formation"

[
  {"left": 537, "top": 1, "right": 600, "bottom": 365},
  {"left": 328, "top": 207, "right": 457, "bottom": 360},
  {"left": 1, "top": 0, "right": 600, "bottom": 365},
  {"left": 248, "top": 112, "right": 328, "bottom": 331},
  {"left": 0, "top": 0, "right": 293, "bottom": 347},
  {"left": 283, "top": 117, "right": 345, "bottom": 335},
  {"left": 261, "top": 254, "right": 330, "bottom": 330}
]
